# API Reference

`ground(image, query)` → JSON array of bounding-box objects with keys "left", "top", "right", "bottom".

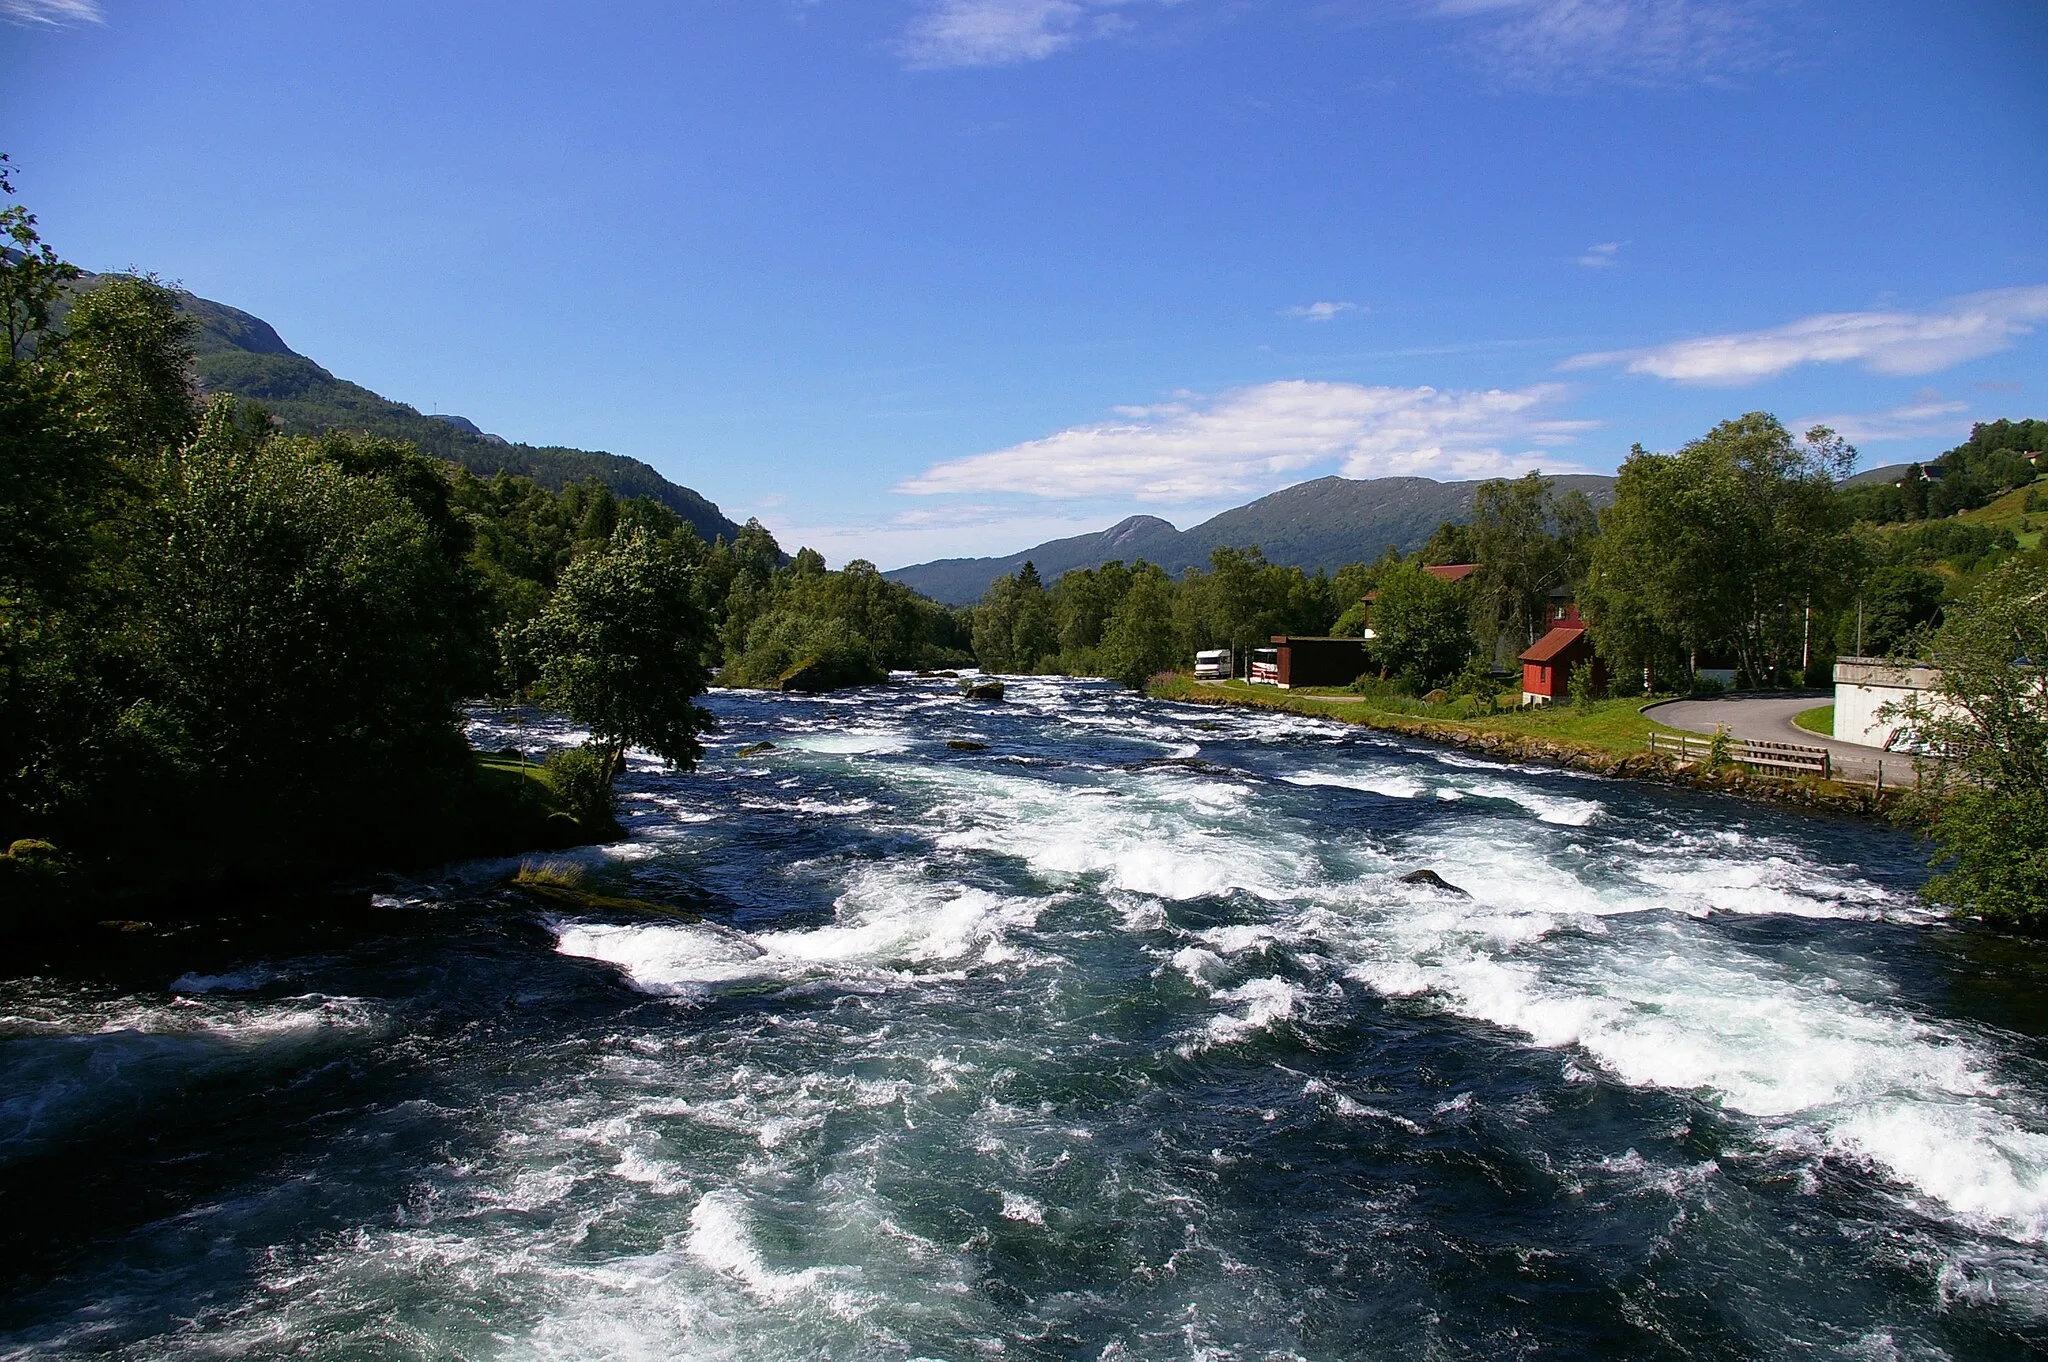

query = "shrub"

[
  {"left": 1568, "top": 660, "right": 1600, "bottom": 708},
  {"left": 544, "top": 747, "right": 616, "bottom": 828},
  {"left": 515, "top": 857, "right": 588, "bottom": 889}
]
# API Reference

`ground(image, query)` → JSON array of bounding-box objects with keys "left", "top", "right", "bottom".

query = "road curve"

[{"left": 1646, "top": 692, "right": 1903, "bottom": 784}]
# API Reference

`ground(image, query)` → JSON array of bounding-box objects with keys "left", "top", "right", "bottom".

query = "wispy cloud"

[
  {"left": 1794, "top": 399, "right": 1970, "bottom": 445},
  {"left": 1, "top": 0, "right": 102, "bottom": 24},
  {"left": 901, "top": 0, "right": 1091, "bottom": 68},
  {"left": 900, "top": 0, "right": 1787, "bottom": 86},
  {"left": 1283, "top": 301, "right": 1360, "bottom": 322},
  {"left": 1436, "top": 0, "right": 1786, "bottom": 91},
  {"left": 897, "top": 380, "right": 1595, "bottom": 502},
  {"left": 1564, "top": 286, "right": 2048, "bottom": 386},
  {"left": 1576, "top": 241, "right": 1622, "bottom": 268}
]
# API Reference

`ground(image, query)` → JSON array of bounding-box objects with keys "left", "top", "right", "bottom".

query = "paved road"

[{"left": 1646, "top": 692, "right": 1905, "bottom": 784}]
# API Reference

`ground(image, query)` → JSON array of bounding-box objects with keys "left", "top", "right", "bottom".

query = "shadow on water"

[{"left": 0, "top": 896, "right": 653, "bottom": 1343}]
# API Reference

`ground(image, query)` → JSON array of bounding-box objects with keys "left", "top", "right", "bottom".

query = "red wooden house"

[{"left": 1518, "top": 591, "right": 1606, "bottom": 705}]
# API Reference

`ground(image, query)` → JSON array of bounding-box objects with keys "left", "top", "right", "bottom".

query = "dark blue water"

[{"left": 2, "top": 676, "right": 2043, "bottom": 1359}]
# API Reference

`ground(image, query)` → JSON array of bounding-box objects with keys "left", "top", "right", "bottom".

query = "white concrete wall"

[{"left": 1832, "top": 657, "right": 1942, "bottom": 748}]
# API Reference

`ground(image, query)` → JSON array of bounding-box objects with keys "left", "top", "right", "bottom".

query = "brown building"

[{"left": 1250, "top": 636, "right": 1374, "bottom": 689}]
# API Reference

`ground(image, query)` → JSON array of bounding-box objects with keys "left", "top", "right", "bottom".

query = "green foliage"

[
  {"left": 1468, "top": 472, "right": 1597, "bottom": 653},
  {"left": 722, "top": 613, "right": 885, "bottom": 691},
  {"left": 1363, "top": 560, "right": 1473, "bottom": 692},
  {"left": 970, "top": 559, "right": 1059, "bottom": 674},
  {"left": 542, "top": 748, "right": 616, "bottom": 829},
  {"left": 1885, "top": 560, "right": 2048, "bottom": 929},
  {"left": 1583, "top": 415, "right": 1855, "bottom": 688},
  {"left": 1836, "top": 565, "right": 1945, "bottom": 657},
  {"left": 1568, "top": 660, "right": 1600, "bottom": 708},
  {"left": 508, "top": 527, "right": 716, "bottom": 784},
  {"left": 1877, "top": 519, "right": 2017, "bottom": 574},
  {"left": 1174, "top": 546, "right": 1337, "bottom": 657},
  {"left": 1098, "top": 565, "right": 1179, "bottom": 688},
  {"left": 0, "top": 155, "right": 80, "bottom": 365},
  {"left": 713, "top": 522, "right": 962, "bottom": 687}
]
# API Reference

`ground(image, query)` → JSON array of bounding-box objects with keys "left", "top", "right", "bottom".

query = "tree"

[
  {"left": 52, "top": 274, "right": 199, "bottom": 459},
  {"left": 1836, "top": 565, "right": 1945, "bottom": 658},
  {"left": 0, "top": 154, "right": 79, "bottom": 366},
  {"left": 1469, "top": 472, "right": 1597, "bottom": 654},
  {"left": 1886, "top": 561, "right": 2048, "bottom": 929},
  {"left": 971, "top": 561, "right": 1056, "bottom": 674},
  {"left": 513, "top": 527, "right": 716, "bottom": 785},
  {"left": 1366, "top": 561, "right": 1473, "bottom": 692},
  {"left": 1583, "top": 415, "right": 1855, "bottom": 687},
  {"left": 1098, "top": 564, "right": 1178, "bottom": 688}
]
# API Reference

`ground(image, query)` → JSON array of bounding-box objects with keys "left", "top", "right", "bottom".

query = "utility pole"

[{"left": 1856, "top": 598, "right": 1864, "bottom": 656}]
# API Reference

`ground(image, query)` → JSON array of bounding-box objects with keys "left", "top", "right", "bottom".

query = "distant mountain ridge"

[
  {"left": 76, "top": 274, "right": 746, "bottom": 546},
  {"left": 888, "top": 473, "right": 1619, "bottom": 605}
]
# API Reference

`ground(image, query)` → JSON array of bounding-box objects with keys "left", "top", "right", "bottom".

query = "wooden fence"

[{"left": 1646, "top": 730, "right": 1832, "bottom": 780}]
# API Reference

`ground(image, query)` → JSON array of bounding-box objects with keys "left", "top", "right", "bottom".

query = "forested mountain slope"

[
  {"left": 77, "top": 273, "right": 746, "bottom": 545},
  {"left": 889, "top": 473, "right": 1618, "bottom": 605}
]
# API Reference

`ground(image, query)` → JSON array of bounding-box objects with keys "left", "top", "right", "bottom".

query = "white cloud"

[
  {"left": 1793, "top": 399, "right": 1970, "bottom": 445},
  {"left": 1564, "top": 286, "right": 2048, "bottom": 386},
  {"left": 1576, "top": 241, "right": 1622, "bottom": 268},
  {"left": 1283, "top": 301, "right": 1360, "bottom": 322},
  {"left": 896, "top": 380, "right": 1596, "bottom": 502},
  {"left": 901, "top": 0, "right": 1089, "bottom": 68},
  {"left": 1, "top": 0, "right": 101, "bottom": 23},
  {"left": 1436, "top": 0, "right": 1783, "bottom": 90}
]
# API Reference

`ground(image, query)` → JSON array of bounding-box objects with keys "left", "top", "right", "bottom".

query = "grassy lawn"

[
  {"left": 1793, "top": 703, "right": 1834, "bottom": 737},
  {"left": 1154, "top": 675, "right": 1691, "bottom": 762},
  {"left": 1955, "top": 474, "right": 2046, "bottom": 552}
]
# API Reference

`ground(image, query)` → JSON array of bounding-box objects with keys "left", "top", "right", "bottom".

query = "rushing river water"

[{"left": 3, "top": 676, "right": 2046, "bottom": 1359}]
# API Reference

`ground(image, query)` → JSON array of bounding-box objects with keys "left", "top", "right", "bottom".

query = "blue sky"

[{"left": 6, "top": 1, "right": 2045, "bottom": 568}]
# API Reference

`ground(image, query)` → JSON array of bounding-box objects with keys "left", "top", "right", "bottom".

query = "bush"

[
  {"left": 1568, "top": 660, "right": 1600, "bottom": 708},
  {"left": 1689, "top": 674, "right": 1725, "bottom": 696},
  {"left": 544, "top": 747, "right": 616, "bottom": 829},
  {"left": 721, "top": 612, "right": 884, "bottom": 691}
]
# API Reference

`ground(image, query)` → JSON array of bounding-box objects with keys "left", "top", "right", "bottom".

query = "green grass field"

[
  {"left": 1151, "top": 675, "right": 1691, "bottom": 762},
  {"left": 1793, "top": 704, "right": 1835, "bottom": 737}
]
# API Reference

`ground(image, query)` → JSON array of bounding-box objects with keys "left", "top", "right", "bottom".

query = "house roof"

[{"left": 1519, "top": 625, "right": 1588, "bottom": 664}]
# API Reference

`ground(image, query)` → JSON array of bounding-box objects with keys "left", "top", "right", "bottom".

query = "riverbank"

[
  {"left": 1148, "top": 673, "right": 1903, "bottom": 818},
  {"left": 0, "top": 748, "right": 600, "bottom": 938}
]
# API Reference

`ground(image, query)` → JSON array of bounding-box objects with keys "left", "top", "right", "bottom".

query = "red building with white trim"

[{"left": 1518, "top": 591, "right": 1606, "bottom": 705}]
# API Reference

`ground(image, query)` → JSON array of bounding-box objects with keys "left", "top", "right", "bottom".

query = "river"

[{"left": 2, "top": 676, "right": 2043, "bottom": 1358}]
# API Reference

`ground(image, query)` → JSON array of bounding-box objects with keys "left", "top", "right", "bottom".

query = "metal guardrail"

[{"left": 1647, "top": 730, "right": 1832, "bottom": 780}]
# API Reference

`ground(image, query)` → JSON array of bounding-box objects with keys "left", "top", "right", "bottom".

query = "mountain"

[
  {"left": 1843, "top": 462, "right": 1914, "bottom": 487},
  {"left": 887, "top": 473, "right": 1619, "bottom": 605},
  {"left": 87, "top": 275, "right": 746, "bottom": 545}
]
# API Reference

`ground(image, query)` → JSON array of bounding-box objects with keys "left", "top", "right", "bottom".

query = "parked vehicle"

[
  {"left": 1194, "top": 649, "right": 1232, "bottom": 679},
  {"left": 1249, "top": 648, "right": 1281, "bottom": 685}
]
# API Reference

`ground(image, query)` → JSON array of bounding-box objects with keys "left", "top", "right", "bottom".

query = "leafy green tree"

[
  {"left": 52, "top": 274, "right": 199, "bottom": 459},
  {"left": 512, "top": 527, "right": 715, "bottom": 785},
  {"left": 1836, "top": 565, "right": 1945, "bottom": 657},
  {"left": 971, "top": 561, "right": 1057, "bottom": 674},
  {"left": 1364, "top": 560, "right": 1473, "bottom": 691},
  {"left": 1886, "top": 561, "right": 2048, "bottom": 929},
  {"left": 1469, "top": 472, "right": 1597, "bottom": 653},
  {"left": 1583, "top": 415, "right": 1855, "bottom": 687},
  {"left": 0, "top": 154, "right": 79, "bottom": 366},
  {"left": 1174, "top": 546, "right": 1336, "bottom": 656},
  {"left": 1419, "top": 520, "right": 1476, "bottom": 566},
  {"left": 1098, "top": 564, "right": 1179, "bottom": 687},
  {"left": 131, "top": 402, "right": 478, "bottom": 787}
]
